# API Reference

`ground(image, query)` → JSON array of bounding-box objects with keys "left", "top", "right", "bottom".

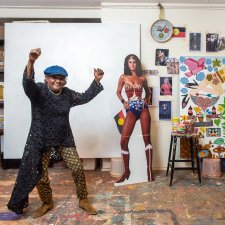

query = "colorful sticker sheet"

[{"left": 179, "top": 56, "right": 225, "bottom": 158}]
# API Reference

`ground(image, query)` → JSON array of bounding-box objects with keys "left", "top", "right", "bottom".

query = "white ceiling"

[{"left": 0, "top": 0, "right": 225, "bottom": 8}]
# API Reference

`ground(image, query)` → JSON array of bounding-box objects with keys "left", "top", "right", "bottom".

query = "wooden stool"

[
  {"left": 201, "top": 158, "right": 222, "bottom": 178},
  {"left": 166, "top": 134, "right": 202, "bottom": 186}
]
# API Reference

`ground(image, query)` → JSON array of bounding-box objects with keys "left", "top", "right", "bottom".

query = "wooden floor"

[{"left": 0, "top": 167, "right": 225, "bottom": 225}]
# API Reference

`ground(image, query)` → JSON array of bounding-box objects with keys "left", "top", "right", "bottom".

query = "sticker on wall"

[
  {"left": 159, "top": 101, "right": 171, "bottom": 120},
  {"left": 142, "top": 69, "right": 159, "bottom": 76},
  {"left": 189, "top": 32, "right": 201, "bottom": 52},
  {"left": 172, "top": 27, "right": 186, "bottom": 38}
]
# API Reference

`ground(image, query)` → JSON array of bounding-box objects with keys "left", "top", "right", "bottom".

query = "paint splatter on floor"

[{"left": 0, "top": 168, "right": 225, "bottom": 224}]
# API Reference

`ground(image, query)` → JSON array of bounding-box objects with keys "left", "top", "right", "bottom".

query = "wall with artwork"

[
  {"left": 101, "top": 3, "right": 225, "bottom": 169},
  {"left": 0, "top": 2, "right": 225, "bottom": 169}
]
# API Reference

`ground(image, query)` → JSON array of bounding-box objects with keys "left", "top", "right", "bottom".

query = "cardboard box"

[
  {"left": 82, "top": 158, "right": 96, "bottom": 170},
  {"left": 100, "top": 158, "right": 111, "bottom": 171}
]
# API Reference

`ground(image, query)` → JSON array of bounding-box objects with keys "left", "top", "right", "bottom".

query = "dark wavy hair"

[{"left": 124, "top": 54, "right": 142, "bottom": 76}]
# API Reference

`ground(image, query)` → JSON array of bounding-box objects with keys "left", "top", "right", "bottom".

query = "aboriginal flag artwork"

[
  {"left": 172, "top": 27, "right": 186, "bottom": 38},
  {"left": 114, "top": 110, "right": 126, "bottom": 133}
]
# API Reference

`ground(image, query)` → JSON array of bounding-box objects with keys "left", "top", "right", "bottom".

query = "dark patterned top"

[{"left": 7, "top": 69, "right": 103, "bottom": 214}]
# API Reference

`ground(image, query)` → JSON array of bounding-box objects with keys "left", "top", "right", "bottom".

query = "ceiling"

[{"left": 0, "top": 0, "right": 225, "bottom": 8}]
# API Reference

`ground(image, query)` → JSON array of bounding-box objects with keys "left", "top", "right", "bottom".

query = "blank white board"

[{"left": 4, "top": 23, "right": 140, "bottom": 159}]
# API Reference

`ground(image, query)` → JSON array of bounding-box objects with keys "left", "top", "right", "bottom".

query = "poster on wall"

[{"left": 179, "top": 56, "right": 225, "bottom": 158}]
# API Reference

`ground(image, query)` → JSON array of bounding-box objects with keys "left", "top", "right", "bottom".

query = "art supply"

[
  {"left": 171, "top": 117, "right": 179, "bottom": 134},
  {"left": 177, "top": 123, "right": 186, "bottom": 134}
]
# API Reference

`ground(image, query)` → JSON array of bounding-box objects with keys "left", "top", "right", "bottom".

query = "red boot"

[
  {"left": 115, "top": 151, "right": 130, "bottom": 183},
  {"left": 145, "top": 144, "right": 154, "bottom": 182}
]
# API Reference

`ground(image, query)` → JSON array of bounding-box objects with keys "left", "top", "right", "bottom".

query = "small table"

[{"left": 166, "top": 133, "right": 202, "bottom": 186}]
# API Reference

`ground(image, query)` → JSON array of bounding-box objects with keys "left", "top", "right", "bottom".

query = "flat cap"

[{"left": 44, "top": 65, "right": 68, "bottom": 77}]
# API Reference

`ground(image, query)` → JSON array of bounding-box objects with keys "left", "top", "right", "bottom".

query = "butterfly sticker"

[{"left": 184, "top": 58, "right": 205, "bottom": 77}]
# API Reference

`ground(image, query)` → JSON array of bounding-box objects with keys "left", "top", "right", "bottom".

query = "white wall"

[{"left": 1, "top": 3, "right": 225, "bottom": 169}]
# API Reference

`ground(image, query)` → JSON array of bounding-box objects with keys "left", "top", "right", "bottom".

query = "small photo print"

[
  {"left": 206, "top": 33, "right": 219, "bottom": 52},
  {"left": 155, "top": 49, "right": 169, "bottom": 66},
  {"left": 189, "top": 32, "right": 201, "bottom": 51},
  {"left": 147, "top": 87, "right": 153, "bottom": 105},
  {"left": 166, "top": 57, "right": 179, "bottom": 74},
  {"left": 159, "top": 101, "right": 171, "bottom": 120},
  {"left": 218, "top": 37, "right": 225, "bottom": 51},
  {"left": 160, "top": 77, "right": 172, "bottom": 96}
]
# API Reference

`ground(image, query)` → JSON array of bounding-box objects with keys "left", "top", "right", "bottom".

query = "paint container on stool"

[
  {"left": 171, "top": 117, "right": 179, "bottom": 134},
  {"left": 177, "top": 123, "right": 186, "bottom": 134}
]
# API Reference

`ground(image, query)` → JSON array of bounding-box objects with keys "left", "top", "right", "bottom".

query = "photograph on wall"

[
  {"left": 155, "top": 49, "right": 169, "bottom": 66},
  {"left": 179, "top": 56, "right": 225, "bottom": 158},
  {"left": 189, "top": 32, "right": 201, "bottom": 51},
  {"left": 160, "top": 77, "right": 172, "bottom": 96},
  {"left": 218, "top": 37, "right": 225, "bottom": 51},
  {"left": 206, "top": 33, "right": 219, "bottom": 52},
  {"left": 159, "top": 101, "right": 171, "bottom": 120},
  {"left": 166, "top": 57, "right": 179, "bottom": 74}
]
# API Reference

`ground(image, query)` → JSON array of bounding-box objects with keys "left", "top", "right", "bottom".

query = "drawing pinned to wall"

[
  {"left": 179, "top": 56, "right": 225, "bottom": 158},
  {"left": 189, "top": 32, "right": 201, "bottom": 51},
  {"left": 166, "top": 57, "right": 179, "bottom": 74},
  {"left": 172, "top": 27, "right": 186, "bottom": 38},
  {"left": 155, "top": 49, "right": 169, "bottom": 66},
  {"left": 206, "top": 33, "right": 219, "bottom": 52},
  {"left": 159, "top": 101, "right": 171, "bottom": 120},
  {"left": 160, "top": 77, "right": 172, "bottom": 96}
]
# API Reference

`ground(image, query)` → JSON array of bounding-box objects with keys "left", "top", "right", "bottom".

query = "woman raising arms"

[{"left": 116, "top": 54, "right": 154, "bottom": 183}]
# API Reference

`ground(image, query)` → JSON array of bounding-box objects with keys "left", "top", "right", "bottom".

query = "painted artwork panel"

[{"left": 179, "top": 56, "right": 225, "bottom": 158}]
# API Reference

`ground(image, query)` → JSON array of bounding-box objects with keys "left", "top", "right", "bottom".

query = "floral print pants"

[{"left": 36, "top": 147, "right": 88, "bottom": 203}]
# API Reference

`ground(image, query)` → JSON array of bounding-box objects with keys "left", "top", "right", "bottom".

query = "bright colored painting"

[{"left": 179, "top": 56, "right": 225, "bottom": 158}]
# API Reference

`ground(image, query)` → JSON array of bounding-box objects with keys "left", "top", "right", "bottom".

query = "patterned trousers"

[{"left": 36, "top": 147, "right": 88, "bottom": 203}]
